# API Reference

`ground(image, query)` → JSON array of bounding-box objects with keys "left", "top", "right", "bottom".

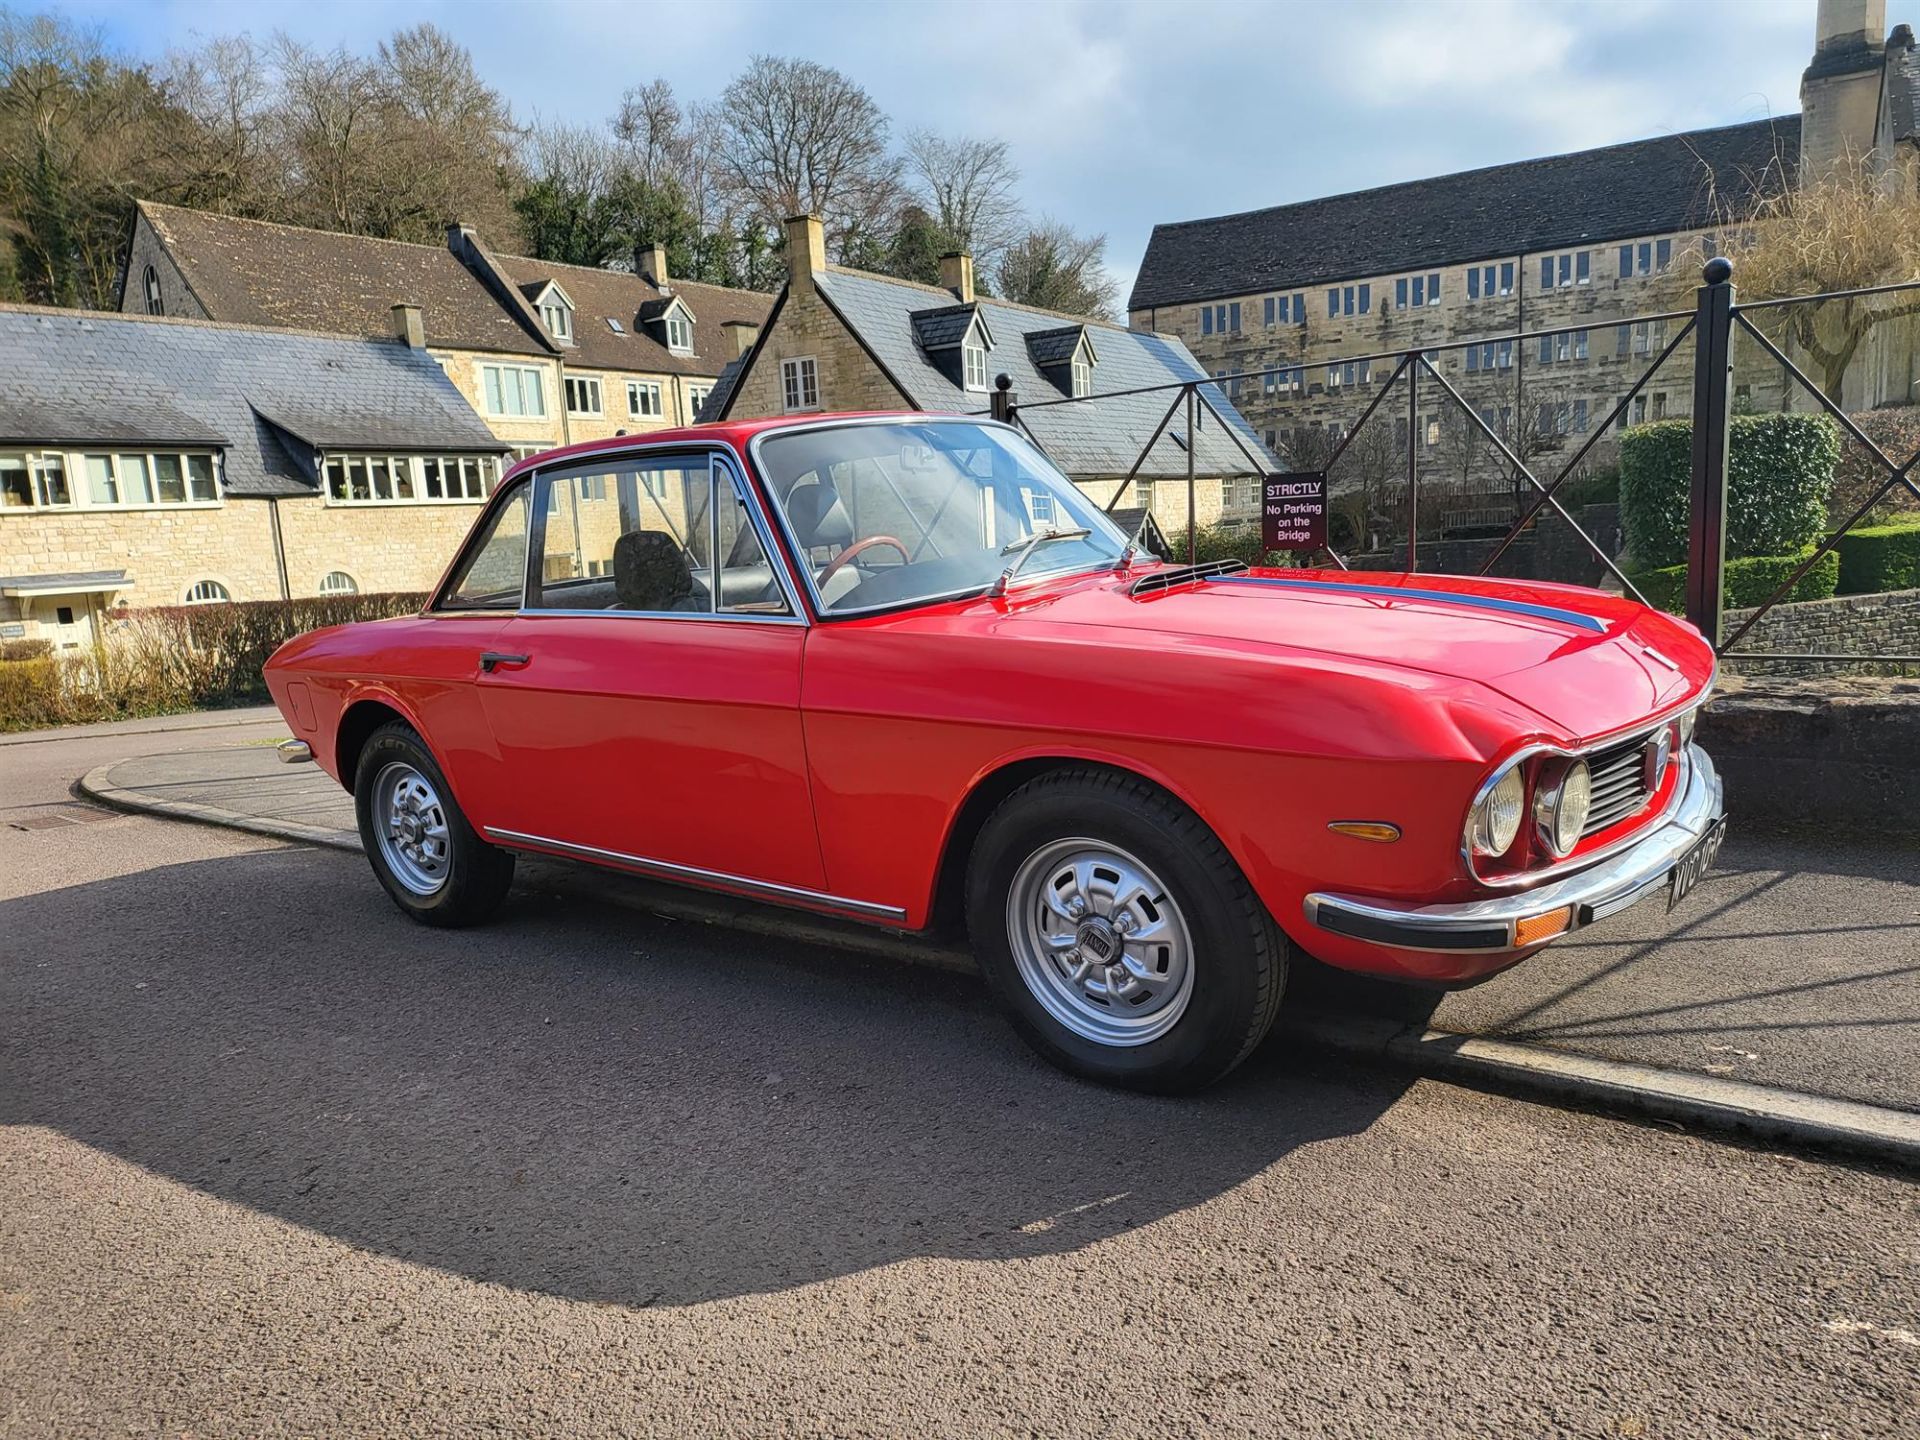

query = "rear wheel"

[
  {"left": 966, "top": 768, "right": 1287, "bottom": 1092},
  {"left": 354, "top": 722, "right": 513, "bottom": 927}
]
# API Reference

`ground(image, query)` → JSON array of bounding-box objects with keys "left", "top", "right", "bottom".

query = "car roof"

[{"left": 499, "top": 410, "right": 986, "bottom": 484}]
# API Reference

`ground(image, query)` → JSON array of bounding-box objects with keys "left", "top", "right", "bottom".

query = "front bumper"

[{"left": 1304, "top": 745, "right": 1724, "bottom": 955}]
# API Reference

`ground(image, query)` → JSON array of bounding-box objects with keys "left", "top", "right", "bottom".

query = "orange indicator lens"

[{"left": 1513, "top": 907, "right": 1573, "bottom": 947}]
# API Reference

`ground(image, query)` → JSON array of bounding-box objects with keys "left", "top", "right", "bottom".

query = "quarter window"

[
  {"left": 565, "top": 375, "right": 603, "bottom": 416},
  {"left": 480, "top": 363, "right": 547, "bottom": 418},
  {"left": 781, "top": 356, "right": 820, "bottom": 413},
  {"left": 440, "top": 485, "right": 531, "bottom": 611},
  {"left": 530, "top": 456, "right": 789, "bottom": 616},
  {"left": 627, "top": 380, "right": 663, "bottom": 417}
]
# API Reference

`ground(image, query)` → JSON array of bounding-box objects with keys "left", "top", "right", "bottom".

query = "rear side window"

[{"left": 439, "top": 485, "right": 530, "bottom": 610}]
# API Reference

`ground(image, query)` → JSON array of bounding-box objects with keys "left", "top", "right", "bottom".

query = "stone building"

[
  {"left": 712, "top": 214, "right": 1273, "bottom": 535},
  {"left": 120, "top": 203, "right": 770, "bottom": 461},
  {"left": 0, "top": 306, "right": 507, "bottom": 651},
  {"left": 1128, "top": 0, "right": 1920, "bottom": 510}
]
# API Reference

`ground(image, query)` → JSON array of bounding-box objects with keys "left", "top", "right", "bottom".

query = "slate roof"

[
  {"left": 1889, "top": 32, "right": 1920, "bottom": 143},
  {"left": 1128, "top": 117, "right": 1801, "bottom": 311},
  {"left": 489, "top": 254, "right": 771, "bottom": 379},
  {"left": 909, "top": 303, "right": 981, "bottom": 350},
  {"left": 1025, "top": 325, "right": 1088, "bottom": 367},
  {"left": 138, "top": 202, "right": 550, "bottom": 358},
  {"left": 0, "top": 306, "right": 505, "bottom": 499},
  {"left": 803, "top": 268, "right": 1274, "bottom": 479},
  {"left": 697, "top": 355, "right": 748, "bottom": 424}
]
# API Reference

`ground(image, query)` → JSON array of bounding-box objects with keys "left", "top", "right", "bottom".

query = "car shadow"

[{"left": 2, "top": 846, "right": 1429, "bottom": 1309}]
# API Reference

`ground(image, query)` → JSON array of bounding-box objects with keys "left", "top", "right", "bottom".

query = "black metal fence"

[{"left": 995, "top": 261, "right": 1920, "bottom": 672}]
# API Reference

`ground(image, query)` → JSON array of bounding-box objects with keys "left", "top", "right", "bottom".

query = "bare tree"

[
  {"left": 904, "top": 130, "right": 1021, "bottom": 266},
  {"left": 994, "top": 218, "right": 1119, "bottom": 318},
  {"left": 268, "top": 35, "right": 383, "bottom": 233},
  {"left": 711, "top": 54, "right": 899, "bottom": 258},
  {"left": 159, "top": 34, "right": 273, "bottom": 213}
]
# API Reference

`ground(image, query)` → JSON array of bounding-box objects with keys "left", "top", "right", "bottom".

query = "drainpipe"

[
  {"left": 557, "top": 358, "right": 573, "bottom": 446},
  {"left": 268, "top": 498, "right": 292, "bottom": 600}
]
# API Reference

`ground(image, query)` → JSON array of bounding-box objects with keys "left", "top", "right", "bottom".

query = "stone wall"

[
  {"left": 724, "top": 285, "right": 911, "bottom": 420},
  {"left": 1721, "top": 588, "right": 1920, "bottom": 676},
  {"left": 273, "top": 495, "right": 483, "bottom": 597}
]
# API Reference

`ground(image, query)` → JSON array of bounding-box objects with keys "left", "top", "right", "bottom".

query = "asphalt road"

[{"left": 3, "top": 722, "right": 1917, "bottom": 1437}]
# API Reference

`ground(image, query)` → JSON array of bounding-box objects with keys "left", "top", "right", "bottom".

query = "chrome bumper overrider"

[{"left": 1304, "top": 745, "right": 1724, "bottom": 954}]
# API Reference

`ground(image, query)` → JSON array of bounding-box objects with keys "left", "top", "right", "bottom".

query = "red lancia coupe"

[{"left": 266, "top": 414, "right": 1724, "bottom": 1091}]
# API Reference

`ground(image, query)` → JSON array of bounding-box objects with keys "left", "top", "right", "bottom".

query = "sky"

[{"left": 60, "top": 0, "right": 1823, "bottom": 302}]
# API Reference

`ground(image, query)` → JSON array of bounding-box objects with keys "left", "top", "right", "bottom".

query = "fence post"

[
  {"left": 1185, "top": 384, "right": 1197, "bottom": 566},
  {"left": 1685, "top": 258, "right": 1736, "bottom": 643},
  {"left": 990, "top": 372, "right": 1014, "bottom": 423}
]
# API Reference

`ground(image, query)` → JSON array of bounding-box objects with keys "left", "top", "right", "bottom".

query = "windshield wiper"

[{"left": 990, "top": 527, "right": 1093, "bottom": 597}]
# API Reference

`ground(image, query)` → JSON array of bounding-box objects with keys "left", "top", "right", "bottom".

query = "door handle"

[{"left": 479, "top": 651, "right": 531, "bottom": 674}]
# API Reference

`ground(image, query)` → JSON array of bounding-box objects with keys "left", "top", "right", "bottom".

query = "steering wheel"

[{"left": 818, "top": 535, "right": 911, "bottom": 587}]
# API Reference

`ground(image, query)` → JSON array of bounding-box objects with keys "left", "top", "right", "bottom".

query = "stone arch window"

[
  {"left": 183, "top": 579, "right": 230, "bottom": 604},
  {"left": 320, "top": 570, "right": 358, "bottom": 595},
  {"left": 143, "top": 265, "right": 163, "bottom": 316}
]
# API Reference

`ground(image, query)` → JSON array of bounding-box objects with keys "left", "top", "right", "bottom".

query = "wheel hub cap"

[
  {"left": 371, "top": 761, "right": 451, "bottom": 897},
  {"left": 1005, "top": 838, "right": 1195, "bottom": 1047}
]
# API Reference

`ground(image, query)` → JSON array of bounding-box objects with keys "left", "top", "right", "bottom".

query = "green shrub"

[
  {"left": 1834, "top": 516, "right": 1920, "bottom": 594},
  {"left": 1631, "top": 548, "right": 1841, "bottom": 615},
  {"left": 1556, "top": 466, "right": 1620, "bottom": 510},
  {"left": 1830, "top": 407, "right": 1920, "bottom": 527},
  {"left": 1618, "top": 413, "right": 1841, "bottom": 569},
  {"left": 1161, "top": 523, "right": 1300, "bottom": 568}
]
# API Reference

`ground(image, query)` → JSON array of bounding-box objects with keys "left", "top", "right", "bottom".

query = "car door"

[{"left": 472, "top": 447, "right": 827, "bottom": 893}]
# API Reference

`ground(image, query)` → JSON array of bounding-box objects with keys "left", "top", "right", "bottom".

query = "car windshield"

[{"left": 754, "top": 419, "right": 1129, "bottom": 615}]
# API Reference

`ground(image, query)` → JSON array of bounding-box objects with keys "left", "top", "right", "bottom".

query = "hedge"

[
  {"left": 1834, "top": 516, "right": 1920, "bottom": 594},
  {"left": 0, "top": 591, "right": 426, "bottom": 733},
  {"left": 1618, "top": 413, "right": 1841, "bottom": 569},
  {"left": 1830, "top": 406, "right": 1920, "bottom": 526},
  {"left": 1161, "top": 523, "right": 1301, "bottom": 568},
  {"left": 1631, "top": 548, "right": 1840, "bottom": 616}
]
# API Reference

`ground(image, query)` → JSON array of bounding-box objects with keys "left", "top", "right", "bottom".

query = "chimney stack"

[
  {"left": 785, "top": 214, "right": 825, "bottom": 298},
  {"left": 638, "top": 242, "right": 669, "bottom": 288},
  {"left": 939, "top": 252, "right": 975, "bottom": 304},
  {"left": 722, "top": 319, "right": 760, "bottom": 357},
  {"left": 391, "top": 303, "right": 425, "bottom": 349},
  {"left": 1801, "top": 0, "right": 1890, "bottom": 179}
]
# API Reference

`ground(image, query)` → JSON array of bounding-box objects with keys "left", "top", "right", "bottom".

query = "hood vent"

[{"left": 1129, "top": 557, "right": 1249, "bottom": 596}]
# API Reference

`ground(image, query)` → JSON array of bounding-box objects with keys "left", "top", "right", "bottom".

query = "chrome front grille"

[{"left": 1582, "top": 728, "right": 1660, "bottom": 836}]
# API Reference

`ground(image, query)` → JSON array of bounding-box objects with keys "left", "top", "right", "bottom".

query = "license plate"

[{"left": 1667, "top": 818, "right": 1726, "bottom": 912}]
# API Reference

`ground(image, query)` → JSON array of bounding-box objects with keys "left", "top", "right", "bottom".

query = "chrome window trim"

[
  {"left": 430, "top": 475, "right": 535, "bottom": 614},
  {"left": 516, "top": 443, "right": 808, "bottom": 627},
  {"left": 745, "top": 415, "right": 1128, "bottom": 622},
  {"left": 483, "top": 826, "right": 906, "bottom": 921},
  {"left": 1460, "top": 677, "right": 1716, "bottom": 889}
]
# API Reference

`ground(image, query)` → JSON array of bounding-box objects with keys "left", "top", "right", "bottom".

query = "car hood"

[{"left": 1009, "top": 567, "right": 1712, "bottom": 741}]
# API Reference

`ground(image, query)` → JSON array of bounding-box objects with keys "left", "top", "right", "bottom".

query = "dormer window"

[
  {"left": 541, "top": 300, "right": 571, "bottom": 341},
  {"left": 524, "top": 280, "right": 576, "bottom": 345},
  {"left": 667, "top": 313, "right": 692, "bottom": 352},
  {"left": 1071, "top": 356, "right": 1091, "bottom": 397},
  {"left": 1024, "top": 324, "right": 1098, "bottom": 399},
  {"left": 964, "top": 340, "right": 988, "bottom": 391},
  {"left": 640, "top": 294, "right": 698, "bottom": 354}
]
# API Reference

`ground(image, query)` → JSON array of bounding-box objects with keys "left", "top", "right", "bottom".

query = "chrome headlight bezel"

[
  {"left": 1533, "top": 758, "right": 1593, "bottom": 858},
  {"left": 1467, "top": 761, "right": 1528, "bottom": 859}
]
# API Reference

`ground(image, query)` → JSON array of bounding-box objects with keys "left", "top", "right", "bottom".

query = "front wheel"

[
  {"left": 354, "top": 721, "right": 514, "bottom": 927},
  {"left": 965, "top": 768, "right": 1287, "bottom": 1092}
]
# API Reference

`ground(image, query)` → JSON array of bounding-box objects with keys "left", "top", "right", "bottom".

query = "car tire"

[
  {"left": 965, "top": 767, "right": 1288, "bottom": 1093},
  {"left": 354, "top": 721, "right": 514, "bottom": 928}
]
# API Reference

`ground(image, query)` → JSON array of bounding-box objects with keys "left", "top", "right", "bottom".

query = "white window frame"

[
  {"left": 666, "top": 313, "right": 693, "bottom": 352},
  {"left": 565, "top": 375, "right": 604, "bottom": 416},
  {"left": 323, "top": 453, "right": 498, "bottom": 507},
  {"left": 687, "top": 383, "right": 713, "bottom": 416},
  {"left": 1, "top": 448, "right": 220, "bottom": 513},
  {"left": 183, "top": 579, "right": 230, "bottom": 604},
  {"left": 541, "top": 300, "right": 573, "bottom": 342},
  {"left": 319, "top": 570, "right": 358, "bottom": 595},
  {"left": 781, "top": 356, "right": 820, "bottom": 414},
  {"left": 143, "top": 265, "right": 163, "bottom": 316},
  {"left": 1071, "top": 356, "right": 1092, "bottom": 397},
  {"left": 479, "top": 363, "right": 548, "bottom": 419},
  {"left": 963, "top": 341, "right": 989, "bottom": 392},
  {"left": 626, "top": 380, "right": 663, "bottom": 418}
]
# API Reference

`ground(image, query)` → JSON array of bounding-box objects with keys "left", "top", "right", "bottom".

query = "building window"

[
  {"left": 1539, "top": 251, "right": 1590, "bottom": 289},
  {"left": 781, "top": 356, "right": 820, "bottom": 413},
  {"left": 1136, "top": 481, "right": 1154, "bottom": 510},
  {"left": 565, "top": 375, "right": 603, "bottom": 416},
  {"left": 627, "top": 380, "right": 663, "bottom": 417},
  {"left": 666, "top": 314, "right": 693, "bottom": 352},
  {"left": 142, "top": 265, "right": 163, "bottom": 316},
  {"left": 320, "top": 570, "right": 358, "bottom": 595},
  {"left": 1201, "top": 306, "right": 1213, "bottom": 336},
  {"left": 1071, "top": 357, "right": 1092, "bottom": 397},
  {"left": 6, "top": 450, "right": 216, "bottom": 510},
  {"left": 540, "top": 300, "right": 572, "bottom": 342},
  {"left": 963, "top": 341, "right": 989, "bottom": 391},
  {"left": 325, "top": 453, "right": 496, "bottom": 505},
  {"left": 688, "top": 383, "right": 713, "bottom": 416},
  {"left": 480, "top": 363, "right": 547, "bottom": 418},
  {"left": 184, "top": 579, "right": 230, "bottom": 604}
]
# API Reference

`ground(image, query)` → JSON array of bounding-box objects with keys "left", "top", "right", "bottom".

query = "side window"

[
  {"left": 440, "top": 485, "right": 530, "bottom": 610},
  {"left": 530, "top": 455, "right": 792, "bottom": 617}
]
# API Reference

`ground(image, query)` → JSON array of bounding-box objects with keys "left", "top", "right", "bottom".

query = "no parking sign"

[{"left": 1261, "top": 472, "right": 1327, "bottom": 552}]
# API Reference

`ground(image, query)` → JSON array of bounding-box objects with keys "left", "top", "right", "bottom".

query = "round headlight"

[
  {"left": 1471, "top": 765, "right": 1527, "bottom": 857},
  {"left": 1535, "top": 758, "right": 1592, "bottom": 857}
]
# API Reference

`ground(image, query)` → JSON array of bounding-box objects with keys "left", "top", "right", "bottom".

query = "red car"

[{"left": 265, "top": 414, "right": 1724, "bottom": 1091}]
